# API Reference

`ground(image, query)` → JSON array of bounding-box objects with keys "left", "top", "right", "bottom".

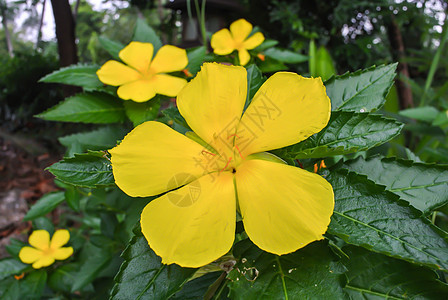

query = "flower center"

[{"left": 140, "top": 67, "right": 157, "bottom": 81}]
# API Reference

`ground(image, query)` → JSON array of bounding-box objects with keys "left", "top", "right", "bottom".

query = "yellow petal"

[
  {"left": 50, "top": 229, "right": 70, "bottom": 249},
  {"left": 238, "top": 49, "right": 250, "bottom": 66},
  {"left": 243, "top": 32, "right": 265, "bottom": 50},
  {"left": 117, "top": 79, "right": 156, "bottom": 102},
  {"left": 235, "top": 159, "right": 334, "bottom": 255},
  {"left": 29, "top": 230, "right": 50, "bottom": 250},
  {"left": 19, "top": 246, "right": 42, "bottom": 264},
  {"left": 177, "top": 63, "right": 247, "bottom": 154},
  {"left": 97, "top": 61, "right": 141, "bottom": 86},
  {"left": 141, "top": 172, "right": 236, "bottom": 267},
  {"left": 230, "top": 19, "right": 252, "bottom": 43},
  {"left": 53, "top": 247, "right": 74, "bottom": 260},
  {"left": 119, "top": 41, "right": 153, "bottom": 73},
  {"left": 236, "top": 73, "right": 331, "bottom": 156},
  {"left": 109, "top": 121, "right": 220, "bottom": 197},
  {"left": 150, "top": 45, "right": 188, "bottom": 74},
  {"left": 32, "top": 256, "right": 55, "bottom": 269},
  {"left": 211, "top": 29, "right": 235, "bottom": 55},
  {"left": 152, "top": 74, "right": 187, "bottom": 97}
]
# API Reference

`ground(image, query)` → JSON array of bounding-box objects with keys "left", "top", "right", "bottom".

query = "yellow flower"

[
  {"left": 19, "top": 229, "right": 73, "bottom": 269},
  {"left": 109, "top": 63, "right": 334, "bottom": 268},
  {"left": 97, "top": 42, "right": 188, "bottom": 102},
  {"left": 211, "top": 19, "right": 265, "bottom": 66}
]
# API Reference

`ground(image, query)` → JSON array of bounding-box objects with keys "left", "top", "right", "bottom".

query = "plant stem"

[{"left": 194, "top": 0, "right": 207, "bottom": 46}]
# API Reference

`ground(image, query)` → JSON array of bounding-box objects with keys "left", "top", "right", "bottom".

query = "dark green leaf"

[
  {"left": 227, "top": 239, "right": 347, "bottom": 299},
  {"left": 258, "top": 56, "right": 288, "bottom": 73},
  {"left": 162, "top": 106, "right": 191, "bottom": 130},
  {"left": 171, "top": 271, "right": 223, "bottom": 300},
  {"left": 343, "top": 245, "right": 448, "bottom": 299},
  {"left": 5, "top": 239, "right": 27, "bottom": 258},
  {"left": 99, "top": 36, "right": 124, "bottom": 60},
  {"left": 133, "top": 18, "right": 162, "bottom": 51},
  {"left": 24, "top": 191, "right": 65, "bottom": 221},
  {"left": 245, "top": 64, "right": 265, "bottom": 109},
  {"left": 48, "top": 263, "right": 82, "bottom": 293},
  {"left": 342, "top": 156, "right": 448, "bottom": 214},
  {"left": 0, "top": 258, "right": 28, "bottom": 281},
  {"left": 1, "top": 270, "right": 47, "bottom": 300},
  {"left": 399, "top": 106, "right": 439, "bottom": 122},
  {"left": 32, "top": 217, "right": 55, "bottom": 233},
  {"left": 328, "top": 170, "right": 448, "bottom": 271},
  {"left": 110, "top": 225, "right": 196, "bottom": 300},
  {"left": 36, "top": 92, "right": 126, "bottom": 124},
  {"left": 255, "top": 39, "right": 278, "bottom": 51},
  {"left": 124, "top": 98, "right": 161, "bottom": 127},
  {"left": 186, "top": 46, "right": 206, "bottom": 76},
  {"left": 326, "top": 63, "right": 397, "bottom": 112},
  {"left": 313, "top": 46, "right": 336, "bottom": 81},
  {"left": 274, "top": 112, "right": 403, "bottom": 159},
  {"left": 48, "top": 152, "right": 114, "bottom": 188},
  {"left": 39, "top": 64, "right": 103, "bottom": 89},
  {"left": 263, "top": 48, "right": 308, "bottom": 64}
]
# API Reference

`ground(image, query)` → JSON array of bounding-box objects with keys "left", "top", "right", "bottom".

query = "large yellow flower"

[
  {"left": 109, "top": 63, "right": 334, "bottom": 268},
  {"left": 97, "top": 42, "right": 188, "bottom": 102},
  {"left": 19, "top": 229, "right": 73, "bottom": 269},
  {"left": 211, "top": 19, "right": 265, "bottom": 66}
]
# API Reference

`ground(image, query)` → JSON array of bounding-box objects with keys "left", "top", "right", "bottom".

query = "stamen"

[
  {"left": 201, "top": 150, "right": 216, "bottom": 156},
  {"left": 227, "top": 133, "right": 240, "bottom": 140},
  {"left": 313, "top": 163, "right": 318, "bottom": 173},
  {"left": 219, "top": 156, "right": 233, "bottom": 173},
  {"left": 296, "top": 159, "right": 304, "bottom": 169},
  {"left": 234, "top": 145, "right": 244, "bottom": 160}
]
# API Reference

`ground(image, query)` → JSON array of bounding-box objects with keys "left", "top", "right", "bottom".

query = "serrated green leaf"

[
  {"left": 186, "top": 46, "right": 206, "bottom": 76},
  {"left": 36, "top": 92, "right": 126, "bottom": 124},
  {"left": 326, "top": 63, "right": 397, "bottom": 112},
  {"left": 24, "top": 191, "right": 65, "bottom": 221},
  {"left": 133, "top": 18, "right": 162, "bottom": 51},
  {"left": 171, "top": 271, "right": 224, "bottom": 300},
  {"left": 263, "top": 48, "right": 308, "bottom": 64},
  {"left": 399, "top": 106, "right": 439, "bottom": 122},
  {"left": 58, "top": 126, "right": 128, "bottom": 157},
  {"left": 98, "top": 36, "right": 124, "bottom": 60},
  {"left": 124, "top": 98, "right": 161, "bottom": 127},
  {"left": 0, "top": 258, "right": 28, "bottom": 281},
  {"left": 245, "top": 64, "right": 265, "bottom": 109},
  {"left": 343, "top": 245, "right": 448, "bottom": 299},
  {"left": 227, "top": 239, "right": 347, "bottom": 299},
  {"left": 328, "top": 170, "right": 448, "bottom": 271},
  {"left": 48, "top": 152, "right": 114, "bottom": 188},
  {"left": 39, "top": 64, "right": 103, "bottom": 89},
  {"left": 343, "top": 156, "right": 448, "bottom": 214},
  {"left": 110, "top": 225, "right": 196, "bottom": 300},
  {"left": 274, "top": 112, "right": 403, "bottom": 159}
]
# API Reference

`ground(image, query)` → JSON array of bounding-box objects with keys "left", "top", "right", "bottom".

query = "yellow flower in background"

[
  {"left": 211, "top": 19, "right": 265, "bottom": 65},
  {"left": 19, "top": 229, "right": 73, "bottom": 269},
  {"left": 97, "top": 42, "right": 188, "bottom": 102},
  {"left": 109, "top": 63, "right": 334, "bottom": 268}
]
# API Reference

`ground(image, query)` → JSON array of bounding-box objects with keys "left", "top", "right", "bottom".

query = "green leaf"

[
  {"left": 245, "top": 64, "right": 265, "bottom": 109},
  {"left": 39, "top": 64, "right": 103, "bottom": 89},
  {"left": 263, "top": 48, "right": 308, "bottom": 64},
  {"left": 274, "top": 112, "right": 403, "bottom": 159},
  {"left": 399, "top": 106, "right": 439, "bottom": 122},
  {"left": 23, "top": 191, "right": 65, "bottom": 221},
  {"left": 48, "top": 263, "right": 84, "bottom": 293},
  {"left": 48, "top": 152, "right": 114, "bottom": 188},
  {"left": 343, "top": 245, "right": 448, "bottom": 299},
  {"left": 0, "top": 258, "right": 28, "bottom": 281},
  {"left": 124, "top": 98, "right": 161, "bottom": 127},
  {"left": 36, "top": 92, "right": 126, "bottom": 124},
  {"left": 171, "top": 271, "right": 224, "bottom": 300},
  {"left": 314, "top": 46, "right": 336, "bottom": 81},
  {"left": 133, "top": 18, "right": 162, "bottom": 52},
  {"left": 186, "top": 46, "right": 206, "bottom": 76},
  {"left": 255, "top": 39, "right": 278, "bottom": 51},
  {"left": 99, "top": 36, "right": 124, "bottom": 60},
  {"left": 433, "top": 110, "right": 448, "bottom": 126},
  {"left": 325, "top": 63, "right": 397, "bottom": 112},
  {"left": 227, "top": 239, "right": 347, "bottom": 299},
  {"left": 1, "top": 270, "right": 47, "bottom": 300},
  {"left": 110, "top": 225, "right": 196, "bottom": 300},
  {"left": 342, "top": 156, "right": 448, "bottom": 214},
  {"left": 258, "top": 56, "right": 287, "bottom": 73},
  {"left": 59, "top": 125, "right": 128, "bottom": 157},
  {"left": 162, "top": 106, "right": 191, "bottom": 131},
  {"left": 328, "top": 170, "right": 448, "bottom": 271}
]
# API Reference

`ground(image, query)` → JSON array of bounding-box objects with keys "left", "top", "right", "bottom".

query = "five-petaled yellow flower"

[
  {"left": 19, "top": 229, "right": 73, "bottom": 269},
  {"left": 109, "top": 63, "right": 334, "bottom": 268},
  {"left": 211, "top": 19, "right": 265, "bottom": 66},
  {"left": 97, "top": 41, "right": 188, "bottom": 102}
]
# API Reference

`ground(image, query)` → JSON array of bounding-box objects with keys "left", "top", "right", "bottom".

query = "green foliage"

[
  {"left": 263, "top": 47, "right": 308, "bottom": 64},
  {"left": 40, "top": 64, "right": 103, "bottom": 90},
  {"left": 110, "top": 225, "right": 196, "bottom": 300},
  {"left": 0, "top": 258, "right": 28, "bottom": 281},
  {"left": 36, "top": 92, "right": 126, "bottom": 124},
  {"left": 124, "top": 98, "right": 161, "bottom": 127},
  {"left": 98, "top": 36, "right": 124, "bottom": 61},
  {"left": 132, "top": 18, "right": 162, "bottom": 52},
  {"left": 24, "top": 191, "right": 65, "bottom": 221}
]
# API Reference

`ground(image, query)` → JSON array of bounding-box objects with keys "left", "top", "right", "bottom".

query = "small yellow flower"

[
  {"left": 97, "top": 42, "right": 188, "bottom": 102},
  {"left": 211, "top": 19, "right": 265, "bottom": 65},
  {"left": 19, "top": 229, "right": 73, "bottom": 269},
  {"left": 109, "top": 63, "right": 334, "bottom": 268}
]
